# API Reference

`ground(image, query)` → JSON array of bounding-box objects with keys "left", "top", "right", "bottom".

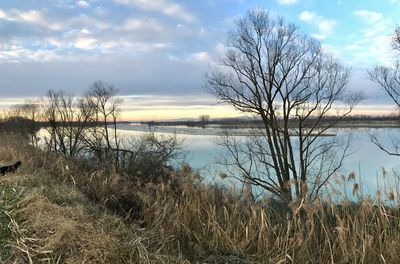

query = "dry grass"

[
  {"left": 0, "top": 132, "right": 400, "bottom": 263},
  {"left": 0, "top": 174, "right": 182, "bottom": 263}
]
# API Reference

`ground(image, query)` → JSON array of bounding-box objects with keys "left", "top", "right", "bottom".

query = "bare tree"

[
  {"left": 43, "top": 90, "right": 92, "bottom": 157},
  {"left": 0, "top": 105, "right": 40, "bottom": 141},
  {"left": 369, "top": 27, "right": 400, "bottom": 156},
  {"left": 206, "top": 9, "right": 361, "bottom": 201},
  {"left": 23, "top": 100, "right": 39, "bottom": 120},
  {"left": 83, "top": 81, "right": 122, "bottom": 165},
  {"left": 19, "top": 100, "right": 41, "bottom": 145},
  {"left": 0, "top": 100, "right": 42, "bottom": 143},
  {"left": 38, "top": 81, "right": 183, "bottom": 183},
  {"left": 119, "top": 131, "right": 183, "bottom": 182},
  {"left": 199, "top": 114, "right": 210, "bottom": 127},
  {"left": 393, "top": 27, "right": 400, "bottom": 52}
]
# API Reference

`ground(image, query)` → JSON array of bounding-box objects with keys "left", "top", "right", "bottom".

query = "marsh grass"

[
  {"left": 0, "top": 182, "right": 22, "bottom": 262},
  {"left": 0, "top": 132, "right": 400, "bottom": 263}
]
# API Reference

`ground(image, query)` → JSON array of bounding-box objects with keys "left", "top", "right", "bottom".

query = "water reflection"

[{"left": 116, "top": 124, "right": 400, "bottom": 196}]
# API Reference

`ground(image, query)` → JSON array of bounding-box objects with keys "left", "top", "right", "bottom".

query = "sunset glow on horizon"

[{"left": 1, "top": 96, "right": 398, "bottom": 122}]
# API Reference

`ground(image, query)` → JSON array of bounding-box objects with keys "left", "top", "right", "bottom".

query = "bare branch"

[{"left": 206, "top": 9, "right": 361, "bottom": 202}]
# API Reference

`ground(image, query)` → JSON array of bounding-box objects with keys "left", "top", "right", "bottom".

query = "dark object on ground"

[{"left": 0, "top": 161, "right": 21, "bottom": 175}]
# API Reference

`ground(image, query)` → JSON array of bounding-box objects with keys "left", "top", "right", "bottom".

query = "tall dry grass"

[{"left": 1, "top": 132, "right": 400, "bottom": 263}]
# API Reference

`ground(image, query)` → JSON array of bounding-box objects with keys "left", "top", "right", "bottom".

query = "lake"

[{"left": 117, "top": 123, "right": 400, "bottom": 198}]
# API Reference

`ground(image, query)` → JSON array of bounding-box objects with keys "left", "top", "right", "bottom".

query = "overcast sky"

[{"left": 0, "top": 0, "right": 399, "bottom": 120}]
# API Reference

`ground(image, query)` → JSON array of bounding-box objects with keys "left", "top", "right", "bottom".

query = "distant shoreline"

[
  {"left": 116, "top": 118, "right": 400, "bottom": 137},
  {"left": 127, "top": 116, "right": 400, "bottom": 129}
]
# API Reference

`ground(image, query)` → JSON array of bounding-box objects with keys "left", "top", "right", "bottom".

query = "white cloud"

[
  {"left": 319, "top": 20, "right": 336, "bottom": 36},
  {"left": 77, "top": 1, "right": 90, "bottom": 8},
  {"left": 18, "top": 10, "right": 45, "bottom": 24},
  {"left": 277, "top": 0, "right": 299, "bottom": 5},
  {"left": 190, "top": 51, "right": 211, "bottom": 62},
  {"left": 68, "top": 14, "right": 111, "bottom": 30},
  {"left": 153, "top": 43, "right": 167, "bottom": 49},
  {"left": 0, "top": 43, "right": 60, "bottom": 62},
  {"left": 354, "top": 10, "right": 383, "bottom": 23},
  {"left": 74, "top": 37, "right": 96, "bottom": 50},
  {"left": 81, "top": 28, "right": 92, "bottom": 35},
  {"left": 0, "top": 2, "right": 208, "bottom": 66},
  {"left": 347, "top": 11, "right": 394, "bottom": 66},
  {"left": 121, "top": 18, "right": 163, "bottom": 32},
  {"left": 299, "top": 11, "right": 314, "bottom": 22},
  {"left": 299, "top": 11, "right": 336, "bottom": 40},
  {"left": 46, "top": 38, "right": 63, "bottom": 48},
  {"left": 114, "top": 0, "right": 196, "bottom": 22},
  {"left": 0, "top": 10, "right": 7, "bottom": 20},
  {"left": 0, "top": 8, "right": 62, "bottom": 30}
]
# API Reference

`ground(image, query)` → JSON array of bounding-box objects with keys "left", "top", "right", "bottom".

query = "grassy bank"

[
  {"left": 0, "top": 133, "right": 400, "bottom": 263},
  {"left": 0, "top": 158, "right": 174, "bottom": 262}
]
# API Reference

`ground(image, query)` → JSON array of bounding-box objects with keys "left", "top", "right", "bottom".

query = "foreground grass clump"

[
  {"left": 0, "top": 182, "right": 21, "bottom": 262},
  {"left": 0, "top": 166, "right": 177, "bottom": 263},
  {"left": 0, "top": 133, "right": 400, "bottom": 263}
]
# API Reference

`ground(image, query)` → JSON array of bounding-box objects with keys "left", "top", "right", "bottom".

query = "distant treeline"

[
  {"left": 140, "top": 114, "right": 400, "bottom": 129},
  {"left": 1, "top": 112, "right": 398, "bottom": 132}
]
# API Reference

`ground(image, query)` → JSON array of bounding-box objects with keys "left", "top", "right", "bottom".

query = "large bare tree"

[
  {"left": 206, "top": 9, "right": 361, "bottom": 201},
  {"left": 369, "top": 27, "right": 400, "bottom": 156}
]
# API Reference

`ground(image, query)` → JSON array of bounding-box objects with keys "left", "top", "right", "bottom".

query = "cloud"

[
  {"left": 0, "top": 44, "right": 60, "bottom": 62},
  {"left": 0, "top": 2, "right": 211, "bottom": 64},
  {"left": 114, "top": 0, "right": 196, "bottom": 22},
  {"left": 77, "top": 1, "right": 90, "bottom": 8},
  {"left": 120, "top": 18, "right": 164, "bottom": 32},
  {"left": 190, "top": 51, "right": 211, "bottom": 63},
  {"left": 299, "top": 11, "right": 337, "bottom": 40},
  {"left": 67, "top": 14, "right": 111, "bottom": 30},
  {"left": 0, "top": 7, "right": 197, "bottom": 62},
  {"left": 74, "top": 37, "right": 97, "bottom": 50},
  {"left": 0, "top": 8, "right": 62, "bottom": 30},
  {"left": 353, "top": 10, "right": 383, "bottom": 23},
  {"left": 0, "top": 0, "right": 220, "bottom": 104},
  {"left": 276, "top": 0, "right": 299, "bottom": 5},
  {"left": 0, "top": 54, "right": 209, "bottom": 97},
  {"left": 299, "top": 10, "right": 314, "bottom": 21},
  {"left": 348, "top": 9, "right": 395, "bottom": 66}
]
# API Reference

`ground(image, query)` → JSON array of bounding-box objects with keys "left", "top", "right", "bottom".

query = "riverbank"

[
  {"left": 0, "top": 170, "right": 146, "bottom": 263},
  {"left": 1, "top": 133, "right": 400, "bottom": 263}
]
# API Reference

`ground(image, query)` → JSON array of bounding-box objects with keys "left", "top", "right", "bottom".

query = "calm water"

[{"left": 117, "top": 124, "right": 400, "bottom": 196}]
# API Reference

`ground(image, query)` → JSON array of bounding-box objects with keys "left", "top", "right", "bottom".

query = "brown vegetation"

[{"left": 0, "top": 133, "right": 400, "bottom": 263}]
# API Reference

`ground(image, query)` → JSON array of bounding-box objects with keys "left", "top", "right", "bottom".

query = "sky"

[{"left": 0, "top": 0, "right": 399, "bottom": 120}]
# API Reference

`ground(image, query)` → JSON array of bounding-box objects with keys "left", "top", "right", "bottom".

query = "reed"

[{"left": 1, "top": 133, "right": 400, "bottom": 263}]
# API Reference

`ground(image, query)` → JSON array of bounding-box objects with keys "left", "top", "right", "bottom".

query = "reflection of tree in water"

[{"left": 370, "top": 27, "right": 400, "bottom": 156}]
